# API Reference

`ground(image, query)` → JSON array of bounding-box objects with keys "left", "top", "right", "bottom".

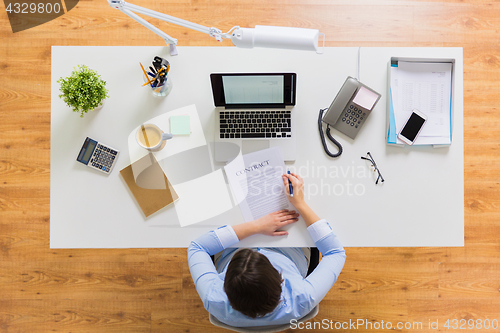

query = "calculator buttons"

[{"left": 78, "top": 138, "right": 119, "bottom": 174}]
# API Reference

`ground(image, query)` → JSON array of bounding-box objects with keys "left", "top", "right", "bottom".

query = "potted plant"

[{"left": 58, "top": 65, "right": 109, "bottom": 118}]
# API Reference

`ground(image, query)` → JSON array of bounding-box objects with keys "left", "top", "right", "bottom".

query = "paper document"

[
  {"left": 224, "top": 147, "right": 291, "bottom": 222},
  {"left": 389, "top": 61, "right": 452, "bottom": 145},
  {"left": 397, "top": 62, "right": 452, "bottom": 136}
]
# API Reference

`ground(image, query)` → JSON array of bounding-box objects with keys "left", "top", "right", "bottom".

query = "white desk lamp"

[{"left": 108, "top": 0, "right": 324, "bottom": 56}]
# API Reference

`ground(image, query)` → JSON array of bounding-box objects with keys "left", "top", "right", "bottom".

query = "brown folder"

[{"left": 120, "top": 153, "right": 178, "bottom": 217}]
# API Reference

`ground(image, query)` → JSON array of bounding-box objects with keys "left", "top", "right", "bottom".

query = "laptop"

[{"left": 210, "top": 73, "right": 297, "bottom": 162}]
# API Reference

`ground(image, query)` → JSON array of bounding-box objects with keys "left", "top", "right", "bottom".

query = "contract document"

[{"left": 224, "top": 147, "right": 291, "bottom": 222}]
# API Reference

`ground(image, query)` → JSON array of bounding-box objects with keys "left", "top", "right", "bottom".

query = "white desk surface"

[{"left": 50, "top": 46, "right": 463, "bottom": 248}]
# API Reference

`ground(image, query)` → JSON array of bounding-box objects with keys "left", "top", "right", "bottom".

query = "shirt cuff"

[
  {"left": 214, "top": 225, "right": 240, "bottom": 249},
  {"left": 307, "top": 219, "right": 333, "bottom": 243}
]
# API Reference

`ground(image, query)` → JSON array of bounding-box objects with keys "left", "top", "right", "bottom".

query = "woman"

[{"left": 188, "top": 172, "right": 346, "bottom": 327}]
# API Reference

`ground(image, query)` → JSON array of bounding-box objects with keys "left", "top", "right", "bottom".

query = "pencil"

[{"left": 140, "top": 63, "right": 152, "bottom": 87}]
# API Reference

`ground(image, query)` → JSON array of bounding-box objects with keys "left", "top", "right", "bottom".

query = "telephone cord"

[{"left": 318, "top": 108, "right": 343, "bottom": 158}]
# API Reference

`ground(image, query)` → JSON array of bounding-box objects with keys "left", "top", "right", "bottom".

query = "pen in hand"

[{"left": 287, "top": 169, "right": 293, "bottom": 197}]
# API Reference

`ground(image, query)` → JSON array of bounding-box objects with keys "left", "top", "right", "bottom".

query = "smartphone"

[{"left": 398, "top": 109, "right": 428, "bottom": 145}]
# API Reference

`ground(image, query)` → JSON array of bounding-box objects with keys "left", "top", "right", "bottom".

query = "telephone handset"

[
  {"left": 318, "top": 77, "right": 381, "bottom": 157},
  {"left": 323, "top": 76, "right": 381, "bottom": 139}
]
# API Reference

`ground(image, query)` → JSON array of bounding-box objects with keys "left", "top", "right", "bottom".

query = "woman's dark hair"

[{"left": 224, "top": 248, "right": 282, "bottom": 318}]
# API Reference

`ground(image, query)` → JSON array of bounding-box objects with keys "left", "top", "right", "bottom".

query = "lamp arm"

[
  {"left": 109, "top": 0, "right": 322, "bottom": 54},
  {"left": 109, "top": 0, "right": 226, "bottom": 54},
  {"left": 119, "top": 8, "right": 178, "bottom": 46},
  {"left": 123, "top": 2, "right": 216, "bottom": 37}
]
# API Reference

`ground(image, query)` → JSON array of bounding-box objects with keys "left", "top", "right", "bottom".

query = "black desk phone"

[{"left": 318, "top": 77, "right": 381, "bottom": 157}]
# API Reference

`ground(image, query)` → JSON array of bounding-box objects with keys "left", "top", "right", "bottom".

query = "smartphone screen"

[{"left": 400, "top": 112, "right": 426, "bottom": 142}]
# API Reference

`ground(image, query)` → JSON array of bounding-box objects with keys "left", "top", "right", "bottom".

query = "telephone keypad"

[
  {"left": 340, "top": 102, "right": 371, "bottom": 136},
  {"left": 325, "top": 78, "right": 381, "bottom": 140}
]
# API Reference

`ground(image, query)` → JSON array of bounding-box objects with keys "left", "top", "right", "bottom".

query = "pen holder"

[
  {"left": 152, "top": 77, "right": 172, "bottom": 97},
  {"left": 144, "top": 75, "right": 173, "bottom": 97},
  {"left": 141, "top": 56, "right": 173, "bottom": 97}
]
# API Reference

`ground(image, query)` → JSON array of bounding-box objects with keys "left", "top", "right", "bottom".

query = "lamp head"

[{"left": 230, "top": 25, "right": 321, "bottom": 52}]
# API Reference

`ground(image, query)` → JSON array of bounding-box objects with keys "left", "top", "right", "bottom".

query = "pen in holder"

[{"left": 140, "top": 56, "right": 173, "bottom": 97}]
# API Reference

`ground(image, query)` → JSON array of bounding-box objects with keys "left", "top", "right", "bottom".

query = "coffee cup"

[{"left": 136, "top": 124, "right": 173, "bottom": 152}]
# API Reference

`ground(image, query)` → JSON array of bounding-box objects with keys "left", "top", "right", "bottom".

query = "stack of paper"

[
  {"left": 387, "top": 61, "right": 453, "bottom": 145},
  {"left": 224, "top": 147, "right": 291, "bottom": 222}
]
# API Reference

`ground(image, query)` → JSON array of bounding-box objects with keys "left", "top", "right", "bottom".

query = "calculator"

[{"left": 76, "top": 137, "right": 119, "bottom": 174}]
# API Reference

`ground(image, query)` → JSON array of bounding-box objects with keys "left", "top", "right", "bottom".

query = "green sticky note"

[{"left": 170, "top": 115, "right": 191, "bottom": 135}]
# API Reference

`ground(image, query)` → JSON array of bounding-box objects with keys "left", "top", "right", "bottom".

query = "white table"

[{"left": 50, "top": 46, "right": 463, "bottom": 248}]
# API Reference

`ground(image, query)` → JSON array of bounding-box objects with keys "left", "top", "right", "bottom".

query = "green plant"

[{"left": 58, "top": 65, "right": 109, "bottom": 117}]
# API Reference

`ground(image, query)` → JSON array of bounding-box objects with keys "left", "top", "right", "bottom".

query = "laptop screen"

[
  {"left": 222, "top": 75, "right": 284, "bottom": 104},
  {"left": 211, "top": 73, "right": 296, "bottom": 109}
]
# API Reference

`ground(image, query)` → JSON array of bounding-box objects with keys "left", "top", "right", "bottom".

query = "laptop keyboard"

[{"left": 219, "top": 110, "right": 292, "bottom": 139}]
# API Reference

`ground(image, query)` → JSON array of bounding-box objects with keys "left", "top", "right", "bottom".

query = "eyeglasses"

[{"left": 361, "top": 152, "right": 385, "bottom": 184}]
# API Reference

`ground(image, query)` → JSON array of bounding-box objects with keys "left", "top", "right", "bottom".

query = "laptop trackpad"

[{"left": 242, "top": 140, "right": 270, "bottom": 155}]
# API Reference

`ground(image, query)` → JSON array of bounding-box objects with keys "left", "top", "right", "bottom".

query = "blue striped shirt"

[{"left": 187, "top": 219, "right": 346, "bottom": 327}]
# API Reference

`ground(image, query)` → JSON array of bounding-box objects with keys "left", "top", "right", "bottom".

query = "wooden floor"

[{"left": 1, "top": 0, "right": 499, "bottom": 332}]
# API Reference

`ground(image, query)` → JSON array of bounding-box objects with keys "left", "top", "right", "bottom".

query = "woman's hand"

[
  {"left": 233, "top": 209, "right": 299, "bottom": 241},
  {"left": 233, "top": 209, "right": 299, "bottom": 240},
  {"left": 253, "top": 209, "right": 299, "bottom": 236},
  {"left": 282, "top": 172, "right": 321, "bottom": 227},
  {"left": 282, "top": 172, "right": 306, "bottom": 209}
]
